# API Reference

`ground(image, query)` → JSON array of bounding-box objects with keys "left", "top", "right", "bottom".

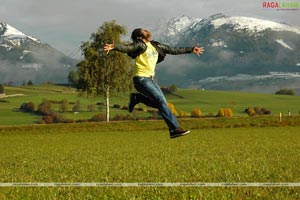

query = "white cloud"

[{"left": 1, "top": 0, "right": 299, "bottom": 53}]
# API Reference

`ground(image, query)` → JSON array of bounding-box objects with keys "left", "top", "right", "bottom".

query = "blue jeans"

[{"left": 133, "top": 76, "right": 179, "bottom": 130}]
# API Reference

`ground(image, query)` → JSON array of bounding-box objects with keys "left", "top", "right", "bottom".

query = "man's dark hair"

[{"left": 131, "top": 28, "right": 143, "bottom": 41}]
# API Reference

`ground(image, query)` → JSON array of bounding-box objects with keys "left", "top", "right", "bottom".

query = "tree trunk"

[{"left": 105, "top": 86, "right": 110, "bottom": 122}]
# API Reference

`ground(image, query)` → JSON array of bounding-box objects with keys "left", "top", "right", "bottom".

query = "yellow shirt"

[{"left": 134, "top": 42, "right": 158, "bottom": 77}]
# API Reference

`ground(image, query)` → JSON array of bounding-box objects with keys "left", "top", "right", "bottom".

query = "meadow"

[
  {"left": 0, "top": 122, "right": 300, "bottom": 199},
  {"left": 1, "top": 84, "right": 300, "bottom": 126},
  {"left": 1, "top": 85, "right": 300, "bottom": 199}
]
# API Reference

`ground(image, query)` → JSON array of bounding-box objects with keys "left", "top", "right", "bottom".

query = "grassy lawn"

[{"left": 0, "top": 122, "right": 300, "bottom": 199}]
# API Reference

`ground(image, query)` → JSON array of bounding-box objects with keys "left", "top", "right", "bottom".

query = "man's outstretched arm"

[
  {"left": 157, "top": 42, "right": 204, "bottom": 56},
  {"left": 103, "top": 41, "right": 146, "bottom": 54}
]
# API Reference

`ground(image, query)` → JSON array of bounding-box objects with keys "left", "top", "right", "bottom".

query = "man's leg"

[
  {"left": 150, "top": 81, "right": 191, "bottom": 138},
  {"left": 131, "top": 77, "right": 190, "bottom": 138},
  {"left": 128, "top": 93, "right": 159, "bottom": 112},
  {"left": 132, "top": 77, "right": 179, "bottom": 130}
]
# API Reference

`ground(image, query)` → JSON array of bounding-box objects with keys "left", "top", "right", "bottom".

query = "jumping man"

[{"left": 103, "top": 28, "right": 204, "bottom": 138}]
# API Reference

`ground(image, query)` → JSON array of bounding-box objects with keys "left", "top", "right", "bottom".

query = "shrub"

[
  {"left": 76, "top": 119, "right": 89, "bottom": 123},
  {"left": 113, "top": 104, "right": 121, "bottom": 109},
  {"left": 52, "top": 113, "right": 65, "bottom": 123},
  {"left": 42, "top": 115, "right": 54, "bottom": 124},
  {"left": 168, "top": 103, "right": 178, "bottom": 116},
  {"left": 191, "top": 108, "right": 202, "bottom": 118},
  {"left": 224, "top": 108, "right": 233, "bottom": 117},
  {"left": 91, "top": 113, "right": 106, "bottom": 122},
  {"left": 38, "top": 120, "right": 46, "bottom": 124},
  {"left": 37, "top": 101, "right": 53, "bottom": 116},
  {"left": 178, "top": 110, "right": 188, "bottom": 118},
  {"left": 63, "top": 119, "right": 75, "bottom": 123},
  {"left": 123, "top": 114, "right": 134, "bottom": 121},
  {"left": 217, "top": 108, "right": 233, "bottom": 117},
  {"left": 20, "top": 102, "right": 35, "bottom": 112},
  {"left": 246, "top": 107, "right": 271, "bottom": 116},
  {"left": 217, "top": 109, "right": 225, "bottom": 117},
  {"left": 275, "top": 89, "right": 295, "bottom": 96},
  {"left": 254, "top": 107, "right": 261, "bottom": 114},
  {"left": 247, "top": 108, "right": 256, "bottom": 116},
  {"left": 261, "top": 108, "right": 271, "bottom": 115},
  {"left": 131, "top": 110, "right": 142, "bottom": 121},
  {"left": 40, "top": 113, "right": 73, "bottom": 124},
  {"left": 112, "top": 114, "right": 133, "bottom": 121}
]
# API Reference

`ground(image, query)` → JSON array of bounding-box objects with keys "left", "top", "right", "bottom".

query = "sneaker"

[
  {"left": 170, "top": 128, "right": 190, "bottom": 139},
  {"left": 128, "top": 93, "right": 138, "bottom": 113}
]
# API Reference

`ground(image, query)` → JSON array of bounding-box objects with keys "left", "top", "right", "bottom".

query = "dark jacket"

[{"left": 114, "top": 40, "right": 193, "bottom": 64}]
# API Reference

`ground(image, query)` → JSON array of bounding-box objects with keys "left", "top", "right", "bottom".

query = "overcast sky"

[{"left": 1, "top": 0, "right": 299, "bottom": 57}]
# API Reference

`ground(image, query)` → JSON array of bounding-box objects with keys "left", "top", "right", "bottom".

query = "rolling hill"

[
  {"left": 0, "top": 84, "right": 299, "bottom": 126},
  {"left": 0, "top": 22, "right": 77, "bottom": 85}
]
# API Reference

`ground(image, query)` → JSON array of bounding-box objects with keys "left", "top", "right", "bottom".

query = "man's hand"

[
  {"left": 193, "top": 46, "right": 204, "bottom": 57},
  {"left": 103, "top": 41, "right": 115, "bottom": 54}
]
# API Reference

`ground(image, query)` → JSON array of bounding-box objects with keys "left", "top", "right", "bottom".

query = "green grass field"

[
  {"left": 0, "top": 84, "right": 131, "bottom": 126},
  {"left": 0, "top": 122, "right": 300, "bottom": 199},
  {"left": 1, "top": 84, "right": 300, "bottom": 126},
  {"left": 1, "top": 85, "right": 300, "bottom": 199}
]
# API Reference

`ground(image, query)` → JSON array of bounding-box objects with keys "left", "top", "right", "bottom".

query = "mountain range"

[
  {"left": 153, "top": 14, "right": 300, "bottom": 93},
  {"left": 1, "top": 14, "right": 300, "bottom": 93},
  {"left": 0, "top": 22, "right": 76, "bottom": 85}
]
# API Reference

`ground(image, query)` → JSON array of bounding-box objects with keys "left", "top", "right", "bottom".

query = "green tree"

[
  {"left": 0, "top": 84, "right": 4, "bottom": 94},
  {"left": 169, "top": 84, "right": 177, "bottom": 93},
  {"left": 275, "top": 89, "right": 295, "bottom": 96},
  {"left": 27, "top": 80, "right": 33, "bottom": 85},
  {"left": 77, "top": 21, "right": 132, "bottom": 122},
  {"left": 68, "top": 70, "right": 79, "bottom": 87}
]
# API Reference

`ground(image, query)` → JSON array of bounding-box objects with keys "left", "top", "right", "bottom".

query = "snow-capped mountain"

[
  {"left": 153, "top": 14, "right": 300, "bottom": 93},
  {"left": 211, "top": 16, "right": 300, "bottom": 34},
  {"left": 0, "top": 22, "right": 76, "bottom": 84},
  {"left": 0, "top": 22, "right": 41, "bottom": 46},
  {"left": 152, "top": 15, "right": 201, "bottom": 44}
]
